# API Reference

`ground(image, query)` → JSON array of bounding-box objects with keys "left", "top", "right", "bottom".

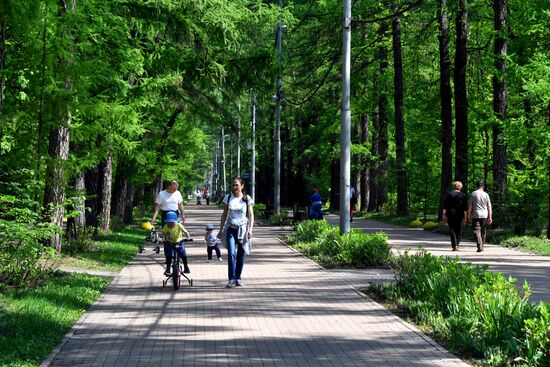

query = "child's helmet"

[
  {"left": 165, "top": 212, "right": 179, "bottom": 223},
  {"left": 205, "top": 224, "right": 215, "bottom": 230}
]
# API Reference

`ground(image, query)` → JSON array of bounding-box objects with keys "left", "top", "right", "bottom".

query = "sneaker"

[
  {"left": 164, "top": 268, "right": 171, "bottom": 276},
  {"left": 226, "top": 279, "right": 237, "bottom": 288},
  {"left": 183, "top": 266, "right": 191, "bottom": 274},
  {"left": 207, "top": 259, "right": 212, "bottom": 263},
  {"left": 236, "top": 279, "right": 243, "bottom": 286},
  {"left": 218, "top": 257, "right": 223, "bottom": 262}
]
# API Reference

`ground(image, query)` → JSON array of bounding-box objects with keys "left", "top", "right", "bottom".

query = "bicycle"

[
  {"left": 140, "top": 225, "right": 161, "bottom": 254},
  {"left": 163, "top": 238, "right": 194, "bottom": 290}
]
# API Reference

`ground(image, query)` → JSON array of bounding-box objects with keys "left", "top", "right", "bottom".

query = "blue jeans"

[
  {"left": 226, "top": 227, "right": 245, "bottom": 280},
  {"left": 164, "top": 241, "right": 187, "bottom": 264}
]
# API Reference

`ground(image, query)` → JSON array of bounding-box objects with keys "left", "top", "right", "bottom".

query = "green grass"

[
  {"left": 500, "top": 236, "right": 550, "bottom": 256},
  {"left": 59, "top": 227, "right": 143, "bottom": 271},
  {"left": 353, "top": 211, "right": 428, "bottom": 227},
  {"left": 0, "top": 273, "right": 110, "bottom": 367}
]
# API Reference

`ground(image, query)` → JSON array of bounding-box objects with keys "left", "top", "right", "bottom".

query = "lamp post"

[
  {"left": 340, "top": 0, "right": 352, "bottom": 234},
  {"left": 251, "top": 90, "right": 256, "bottom": 200},
  {"left": 274, "top": 0, "right": 285, "bottom": 215}
]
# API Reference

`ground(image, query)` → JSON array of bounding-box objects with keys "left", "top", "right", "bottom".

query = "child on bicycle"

[
  {"left": 162, "top": 211, "right": 191, "bottom": 276},
  {"left": 205, "top": 224, "right": 222, "bottom": 263}
]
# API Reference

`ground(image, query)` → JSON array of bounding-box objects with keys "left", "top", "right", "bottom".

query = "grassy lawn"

[
  {"left": 0, "top": 273, "right": 109, "bottom": 367},
  {"left": 0, "top": 226, "right": 142, "bottom": 366},
  {"left": 58, "top": 227, "right": 143, "bottom": 271}
]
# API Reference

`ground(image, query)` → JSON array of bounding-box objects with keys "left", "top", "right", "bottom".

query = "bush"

[
  {"left": 423, "top": 221, "right": 438, "bottom": 230},
  {"left": 63, "top": 226, "right": 96, "bottom": 255},
  {"left": 0, "top": 196, "right": 58, "bottom": 287},
  {"left": 338, "top": 232, "right": 391, "bottom": 266},
  {"left": 289, "top": 223, "right": 391, "bottom": 267},
  {"left": 409, "top": 219, "right": 423, "bottom": 228},
  {"left": 289, "top": 219, "right": 331, "bottom": 244},
  {"left": 378, "top": 250, "right": 550, "bottom": 366}
]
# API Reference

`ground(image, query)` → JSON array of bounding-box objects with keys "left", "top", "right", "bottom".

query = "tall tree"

[
  {"left": 0, "top": 16, "right": 5, "bottom": 140},
  {"left": 437, "top": 0, "right": 453, "bottom": 221},
  {"left": 492, "top": 0, "right": 508, "bottom": 205},
  {"left": 99, "top": 151, "right": 113, "bottom": 234},
  {"left": 43, "top": 0, "right": 77, "bottom": 251},
  {"left": 392, "top": 13, "right": 408, "bottom": 216},
  {"left": 454, "top": 0, "right": 469, "bottom": 190},
  {"left": 360, "top": 113, "right": 370, "bottom": 211}
]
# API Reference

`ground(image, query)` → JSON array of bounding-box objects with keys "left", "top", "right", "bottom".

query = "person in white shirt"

[
  {"left": 468, "top": 179, "right": 492, "bottom": 252},
  {"left": 217, "top": 177, "right": 254, "bottom": 288},
  {"left": 151, "top": 181, "right": 186, "bottom": 227}
]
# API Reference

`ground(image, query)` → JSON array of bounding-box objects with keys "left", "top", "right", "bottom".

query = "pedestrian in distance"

[
  {"left": 205, "top": 224, "right": 222, "bottom": 262},
  {"left": 468, "top": 179, "right": 492, "bottom": 252},
  {"left": 151, "top": 180, "right": 186, "bottom": 229},
  {"left": 308, "top": 188, "right": 324, "bottom": 220},
  {"left": 204, "top": 187, "right": 211, "bottom": 205},
  {"left": 218, "top": 177, "right": 254, "bottom": 288},
  {"left": 162, "top": 211, "right": 191, "bottom": 275},
  {"left": 442, "top": 181, "right": 468, "bottom": 251}
]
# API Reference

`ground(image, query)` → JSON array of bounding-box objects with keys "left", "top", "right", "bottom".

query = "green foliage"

[
  {"left": 500, "top": 236, "right": 550, "bottom": 256},
  {"left": 376, "top": 251, "right": 549, "bottom": 366},
  {"left": 288, "top": 220, "right": 391, "bottom": 267},
  {"left": 60, "top": 228, "right": 142, "bottom": 272},
  {"left": 0, "top": 195, "right": 57, "bottom": 287},
  {"left": 0, "top": 273, "right": 109, "bottom": 367},
  {"left": 288, "top": 219, "right": 331, "bottom": 244}
]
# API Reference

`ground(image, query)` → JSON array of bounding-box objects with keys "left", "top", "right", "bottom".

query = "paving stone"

[{"left": 45, "top": 204, "right": 469, "bottom": 367}]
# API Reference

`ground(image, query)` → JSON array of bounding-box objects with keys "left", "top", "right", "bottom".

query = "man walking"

[{"left": 468, "top": 180, "right": 492, "bottom": 252}]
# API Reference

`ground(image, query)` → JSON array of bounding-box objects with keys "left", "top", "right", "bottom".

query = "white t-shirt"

[
  {"left": 155, "top": 190, "right": 183, "bottom": 211},
  {"left": 223, "top": 194, "right": 254, "bottom": 227},
  {"left": 470, "top": 189, "right": 491, "bottom": 219}
]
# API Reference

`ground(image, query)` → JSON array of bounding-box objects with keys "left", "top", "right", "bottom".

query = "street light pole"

[
  {"left": 274, "top": 0, "right": 283, "bottom": 215},
  {"left": 251, "top": 90, "right": 256, "bottom": 200},
  {"left": 340, "top": 0, "right": 352, "bottom": 234},
  {"left": 237, "top": 102, "right": 241, "bottom": 177},
  {"left": 221, "top": 127, "right": 227, "bottom": 196}
]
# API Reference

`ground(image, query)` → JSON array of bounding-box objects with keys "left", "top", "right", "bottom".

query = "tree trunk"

[
  {"left": 392, "top": 14, "right": 408, "bottom": 217},
  {"left": 368, "top": 111, "right": 380, "bottom": 212},
  {"left": 376, "top": 22, "right": 389, "bottom": 211},
  {"left": 42, "top": 0, "right": 77, "bottom": 252},
  {"left": 454, "top": 0, "right": 469, "bottom": 191},
  {"left": 85, "top": 166, "right": 100, "bottom": 231},
  {"left": 437, "top": 0, "right": 453, "bottom": 222},
  {"left": 0, "top": 17, "right": 5, "bottom": 141},
  {"left": 492, "top": 0, "right": 508, "bottom": 207},
  {"left": 547, "top": 101, "right": 550, "bottom": 240},
  {"left": 330, "top": 158, "right": 340, "bottom": 211},
  {"left": 112, "top": 168, "right": 128, "bottom": 220},
  {"left": 74, "top": 172, "right": 86, "bottom": 228},
  {"left": 124, "top": 181, "right": 135, "bottom": 224},
  {"left": 360, "top": 114, "right": 370, "bottom": 211},
  {"left": 99, "top": 151, "right": 113, "bottom": 234}
]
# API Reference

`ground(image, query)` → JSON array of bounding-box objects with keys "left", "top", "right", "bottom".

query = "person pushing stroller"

[{"left": 205, "top": 224, "right": 223, "bottom": 262}]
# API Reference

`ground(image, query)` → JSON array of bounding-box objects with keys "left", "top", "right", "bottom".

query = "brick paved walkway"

[
  {"left": 327, "top": 215, "right": 550, "bottom": 304},
  {"left": 44, "top": 204, "right": 468, "bottom": 367}
]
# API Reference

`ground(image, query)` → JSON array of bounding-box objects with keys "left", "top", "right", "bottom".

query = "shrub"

[
  {"left": 409, "top": 219, "right": 423, "bottom": 228},
  {"left": 289, "top": 219, "right": 331, "bottom": 244},
  {"left": 378, "top": 251, "right": 550, "bottom": 366},
  {"left": 309, "top": 226, "right": 341, "bottom": 257},
  {"left": 0, "top": 196, "right": 58, "bottom": 287},
  {"left": 423, "top": 221, "right": 438, "bottom": 230},
  {"left": 338, "top": 232, "right": 391, "bottom": 266}
]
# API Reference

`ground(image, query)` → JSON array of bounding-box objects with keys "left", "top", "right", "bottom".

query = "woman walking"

[
  {"left": 218, "top": 177, "right": 254, "bottom": 287},
  {"left": 442, "top": 181, "right": 468, "bottom": 251}
]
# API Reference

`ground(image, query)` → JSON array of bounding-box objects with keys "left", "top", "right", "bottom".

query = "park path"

[
  {"left": 326, "top": 215, "right": 550, "bottom": 304},
  {"left": 43, "top": 203, "right": 468, "bottom": 367}
]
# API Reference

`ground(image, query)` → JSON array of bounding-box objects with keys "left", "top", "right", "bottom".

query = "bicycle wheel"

[{"left": 172, "top": 258, "right": 180, "bottom": 290}]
